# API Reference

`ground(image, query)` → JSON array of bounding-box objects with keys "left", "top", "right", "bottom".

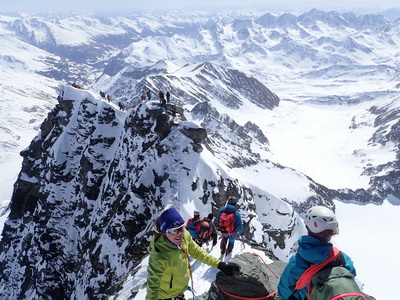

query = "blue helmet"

[{"left": 227, "top": 197, "right": 238, "bottom": 206}]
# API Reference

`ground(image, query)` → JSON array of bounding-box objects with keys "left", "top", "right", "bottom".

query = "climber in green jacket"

[{"left": 146, "top": 207, "right": 240, "bottom": 300}]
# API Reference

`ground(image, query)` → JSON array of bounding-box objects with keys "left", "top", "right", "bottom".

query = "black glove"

[{"left": 217, "top": 262, "right": 240, "bottom": 276}]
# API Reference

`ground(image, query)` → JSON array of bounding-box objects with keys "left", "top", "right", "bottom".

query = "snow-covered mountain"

[{"left": 0, "top": 9, "right": 399, "bottom": 299}]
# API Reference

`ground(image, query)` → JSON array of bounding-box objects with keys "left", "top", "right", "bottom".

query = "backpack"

[
  {"left": 295, "top": 247, "right": 366, "bottom": 300},
  {"left": 197, "top": 220, "right": 212, "bottom": 242},
  {"left": 219, "top": 211, "right": 235, "bottom": 234},
  {"left": 310, "top": 267, "right": 366, "bottom": 300}
]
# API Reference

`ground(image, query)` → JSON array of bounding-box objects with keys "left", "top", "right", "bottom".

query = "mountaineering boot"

[{"left": 220, "top": 236, "right": 227, "bottom": 256}]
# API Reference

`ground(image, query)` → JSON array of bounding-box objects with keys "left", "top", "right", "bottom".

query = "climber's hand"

[{"left": 218, "top": 262, "right": 240, "bottom": 276}]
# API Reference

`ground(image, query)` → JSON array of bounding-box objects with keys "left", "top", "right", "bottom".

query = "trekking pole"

[
  {"left": 241, "top": 235, "right": 245, "bottom": 250},
  {"left": 210, "top": 240, "right": 215, "bottom": 251},
  {"left": 233, "top": 234, "right": 246, "bottom": 249}
]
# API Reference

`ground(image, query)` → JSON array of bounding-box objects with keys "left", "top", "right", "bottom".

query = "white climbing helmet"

[{"left": 305, "top": 206, "right": 338, "bottom": 234}]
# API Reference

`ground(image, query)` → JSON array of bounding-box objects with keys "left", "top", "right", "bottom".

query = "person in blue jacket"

[
  {"left": 277, "top": 206, "right": 357, "bottom": 300},
  {"left": 186, "top": 210, "right": 201, "bottom": 239},
  {"left": 216, "top": 197, "right": 244, "bottom": 256}
]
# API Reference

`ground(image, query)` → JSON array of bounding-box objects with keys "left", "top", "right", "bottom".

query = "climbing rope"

[
  {"left": 187, "top": 285, "right": 200, "bottom": 300},
  {"left": 217, "top": 282, "right": 277, "bottom": 300},
  {"left": 179, "top": 245, "right": 195, "bottom": 293},
  {"left": 251, "top": 253, "right": 280, "bottom": 279}
]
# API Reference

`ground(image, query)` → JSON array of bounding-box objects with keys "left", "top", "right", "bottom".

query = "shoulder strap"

[
  {"left": 179, "top": 245, "right": 194, "bottom": 291},
  {"left": 193, "top": 219, "right": 201, "bottom": 226},
  {"left": 294, "top": 247, "right": 340, "bottom": 291},
  {"left": 335, "top": 251, "right": 345, "bottom": 267},
  {"left": 331, "top": 293, "right": 366, "bottom": 300}
]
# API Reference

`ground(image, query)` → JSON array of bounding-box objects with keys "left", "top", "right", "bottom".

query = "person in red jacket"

[
  {"left": 193, "top": 213, "right": 218, "bottom": 247},
  {"left": 186, "top": 210, "right": 201, "bottom": 239}
]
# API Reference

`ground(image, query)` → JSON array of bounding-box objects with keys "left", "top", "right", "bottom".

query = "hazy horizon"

[{"left": 1, "top": 0, "right": 399, "bottom": 14}]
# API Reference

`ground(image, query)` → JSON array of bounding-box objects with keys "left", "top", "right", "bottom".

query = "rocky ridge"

[{"left": 0, "top": 85, "right": 336, "bottom": 298}]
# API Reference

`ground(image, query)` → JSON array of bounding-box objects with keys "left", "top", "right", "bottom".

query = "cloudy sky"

[{"left": 1, "top": 0, "right": 399, "bottom": 14}]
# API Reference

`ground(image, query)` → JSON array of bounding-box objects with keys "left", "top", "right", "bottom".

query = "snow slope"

[
  {"left": 0, "top": 28, "right": 60, "bottom": 232},
  {"left": 115, "top": 83, "right": 400, "bottom": 299},
  {"left": 262, "top": 97, "right": 400, "bottom": 299}
]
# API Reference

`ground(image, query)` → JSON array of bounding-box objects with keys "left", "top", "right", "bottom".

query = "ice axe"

[{"left": 239, "top": 234, "right": 245, "bottom": 250}]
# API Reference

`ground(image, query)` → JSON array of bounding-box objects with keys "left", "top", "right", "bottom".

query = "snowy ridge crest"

[{"left": 0, "top": 85, "right": 334, "bottom": 298}]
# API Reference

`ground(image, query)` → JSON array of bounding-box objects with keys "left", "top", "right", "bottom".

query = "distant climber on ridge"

[
  {"left": 141, "top": 91, "right": 147, "bottom": 101},
  {"left": 158, "top": 89, "right": 166, "bottom": 107},
  {"left": 146, "top": 90, "right": 152, "bottom": 100}
]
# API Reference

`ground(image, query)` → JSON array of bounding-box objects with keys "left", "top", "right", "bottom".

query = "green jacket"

[{"left": 146, "top": 229, "right": 221, "bottom": 300}]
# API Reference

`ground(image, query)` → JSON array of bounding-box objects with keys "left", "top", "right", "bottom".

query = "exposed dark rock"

[
  {"left": 2, "top": 87, "right": 290, "bottom": 299},
  {"left": 180, "top": 126, "right": 207, "bottom": 143},
  {"left": 202, "top": 250, "right": 376, "bottom": 300},
  {"left": 201, "top": 251, "right": 285, "bottom": 300}
]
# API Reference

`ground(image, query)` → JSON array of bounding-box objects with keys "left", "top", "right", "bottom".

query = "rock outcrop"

[
  {"left": 202, "top": 250, "right": 376, "bottom": 300},
  {"left": 0, "top": 86, "right": 382, "bottom": 298},
  {"left": 203, "top": 251, "right": 285, "bottom": 300}
]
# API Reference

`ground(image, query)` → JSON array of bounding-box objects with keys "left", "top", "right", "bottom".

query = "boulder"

[{"left": 201, "top": 252, "right": 285, "bottom": 299}]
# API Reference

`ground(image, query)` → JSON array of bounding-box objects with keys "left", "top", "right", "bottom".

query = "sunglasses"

[{"left": 166, "top": 224, "right": 185, "bottom": 235}]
